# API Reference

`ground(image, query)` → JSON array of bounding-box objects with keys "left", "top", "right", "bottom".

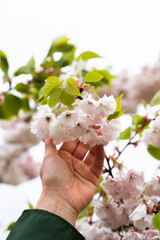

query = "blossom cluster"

[
  {"left": 0, "top": 113, "right": 40, "bottom": 185},
  {"left": 31, "top": 94, "right": 121, "bottom": 146},
  {"left": 77, "top": 169, "right": 160, "bottom": 239},
  {"left": 143, "top": 115, "right": 160, "bottom": 147},
  {"left": 98, "top": 59, "right": 160, "bottom": 113}
]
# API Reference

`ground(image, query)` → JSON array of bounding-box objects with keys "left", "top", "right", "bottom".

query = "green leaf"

[
  {"left": 153, "top": 212, "right": 160, "bottom": 231},
  {"left": 150, "top": 90, "right": 160, "bottom": 106},
  {"left": 142, "top": 100, "right": 147, "bottom": 109},
  {"left": 119, "top": 127, "right": 132, "bottom": 140},
  {"left": 147, "top": 145, "right": 160, "bottom": 160},
  {"left": 107, "top": 94, "right": 125, "bottom": 121},
  {"left": 33, "top": 72, "right": 51, "bottom": 82},
  {"left": 95, "top": 69, "right": 116, "bottom": 87},
  {"left": 107, "top": 110, "right": 125, "bottom": 121},
  {"left": 15, "top": 83, "right": 30, "bottom": 94},
  {"left": 43, "top": 76, "right": 61, "bottom": 97},
  {"left": 0, "top": 50, "right": 9, "bottom": 81},
  {"left": 14, "top": 57, "right": 35, "bottom": 76},
  {"left": 21, "top": 98, "right": 30, "bottom": 112},
  {"left": 77, "top": 51, "right": 101, "bottom": 61},
  {"left": 55, "top": 47, "right": 76, "bottom": 67},
  {"left": 115, "top": 94, "right": 123, "bottom": 112},
  {"left": 47, "top": 36, "right": 74, "bottom": 57},
  {"left": 64, "top": 78, "right": 81, "bottom": 96},
  {"left": 84, "top": 71, "right": 103, "bottom": 82},
  {"left": 0, "top": 94, "right": 22, "bottom": 119},
  {"left": 6, "top": 222, "right": 16, "bottom": 231},
  {"left": 28, "top": 202, "right": 34, "bottom": 209},
  {"left": 48, "top": 88, "right": 63, "bottom": 107},
  {"left": 77, "top": 203, "right": 93, "bottom": 220},
  {"left": 132, "top": 115, "right": 146, "bottom": 129},
  {"left": 96, "top": 176, "right": 103, "bottom": 194},
  {"left": 61, "top": 90, "right": 75, "bottom": 107}
]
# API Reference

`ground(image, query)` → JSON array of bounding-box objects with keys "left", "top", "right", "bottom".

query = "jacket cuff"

[{"left": 7, "top": 209, "right": 85, "bottom": 240}]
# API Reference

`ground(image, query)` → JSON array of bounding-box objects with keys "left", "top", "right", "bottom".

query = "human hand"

[{"left": 36, "top": 139, "right": 105, "bottom": 226}]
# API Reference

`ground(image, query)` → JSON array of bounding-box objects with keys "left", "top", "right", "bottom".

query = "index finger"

[{"left": 90, "top": 145, "right": 105, "bottom": 178}]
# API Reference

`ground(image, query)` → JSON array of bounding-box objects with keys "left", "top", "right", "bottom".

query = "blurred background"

[{"left": 1, "top": 0, "right": 160, "bottom": 239}]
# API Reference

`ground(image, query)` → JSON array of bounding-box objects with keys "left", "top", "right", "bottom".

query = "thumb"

[{"left": 44, "top": 138, "right": 58, "bottom": 157}]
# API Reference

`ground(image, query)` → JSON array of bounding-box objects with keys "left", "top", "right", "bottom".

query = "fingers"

[
  {"left": 45, "top": 138, "right": 58, "bottom": 157},
  {"left": 72, "top": 142, "right": 90, "bottom": 160},
  {"left": 60, "top": 139, "right": 79, "bottom": 154},
  {"left": 84, "top": 147, "right": 95, "bottom": 166},
  {"left": 89, "top": 145, "right": 105, "bottom": 178}
]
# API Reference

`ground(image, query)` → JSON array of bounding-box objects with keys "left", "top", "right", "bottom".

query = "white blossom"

[
  {"left": 31, "top": 105, "right": 55, "bottom": 139},
  {"left": 129, "top": 202, "right": 154, "bottom": 230},
  {"left": 101, "top": 169, "right": 144, "bottom": 200},
  {"left": 142, "top": 116, "right": 160, "bottom": 147}
]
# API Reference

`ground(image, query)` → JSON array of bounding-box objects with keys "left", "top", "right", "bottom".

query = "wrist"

[{"left": 36, "top": 190, "right": 78, "bottom": 226}]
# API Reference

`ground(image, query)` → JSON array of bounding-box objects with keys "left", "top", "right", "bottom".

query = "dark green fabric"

[{"left": 6, "top": 209, "right": 85, "bottom": 240}]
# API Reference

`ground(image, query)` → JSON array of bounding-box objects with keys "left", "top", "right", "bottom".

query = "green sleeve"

[{"left": 6, "top": 209, "right": 85, "bottom": 240}]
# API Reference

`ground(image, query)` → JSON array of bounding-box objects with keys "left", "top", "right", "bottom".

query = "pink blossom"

[
  {"left": 122, "top": 231, "right": 144, "bottom": 240},
  {"left": 143, "top": 229, "right": 160, "bottom": 239},
  {"left": 142, "top": 116, "right": 160, "bottom": 147},
  {"left": 129, "top": 201, "right": 154, "bottom": 231},
  {"left": 0, "top": 152, "right": 40, "bottom": 185},
  {"left": 101, "top": 169, "right": 144, "bottom": 200},
  {"left": 31, "top": 105, "right": 55, "bottom": 139},
  {"left": 76, "top": 220, "right": 121, "bottom": 240},
  {"left": 93, "top": 199, "right": 130, "bottom": 229},
  {"left": 144, "top": 178, "right": 160, "bottom": 197}
]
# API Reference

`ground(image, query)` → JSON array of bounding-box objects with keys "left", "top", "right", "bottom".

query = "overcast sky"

[{"left": 1, "top": 0, "right": 160, "bottom": 239}]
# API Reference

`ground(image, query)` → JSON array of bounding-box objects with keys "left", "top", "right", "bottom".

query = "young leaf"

[
  {"left": 61, "top": 90, "right": 75, "bottom": 107},
  {"left": 107, "top": 110, "right": 125, "bottom": 121},
  {"left": 14, "top": 57, "right": 35, "bottom": 76},
  {"left": 96, "top": 176, "right": 103, "bottom": 194},
  {"left": 142, "top": 100, "right": 147, "bottom": 109},
  {"left": 55, "top": 47, "right": 76, "bottom": 67},
  {"left": 43, "top": 76, "right": 61, "bottom": 97},
  {"left": 48, "top": 88, "right": 63, "bottom": 107},
  {"left": 150, "top": 90, "right": 160, "bottom": 107},
  {"left": 28, "top": 202, "right": 34, "bottom": 209},
  {"left": 0, "top": 50, "right": 9, "bottom": 81},
  {"left": 84, "top": 71, "right": 103, "bottom": 82},
  {"left": 6, "top": 222, "right": 16, "bottom": 231},
  {"left": 47, "top": 36, "right": 72, "bottom": 56},
  {"left": 64, "top": 78, "right": 81, "bottom": 96},
  {"left": 77, "top": 51, "right": 101, "bottom": 61},
  {"left": 119, "top": 127, "right": 132, "bottom": 140},
  {"left": 0, "top": 94, "right": 22, "bottom": 119},
  {"left": 95, "top": 69, "right": 116, "bottom": 87},
  {"left": 147, "top": 145, "right": 160, "bottom": 160},
  {"left": 153, "top": 212, "right": 160, "bottom": 231},
  {"left": 15, "top": 83, "right": 30, "bottom": 94},
  {"left": 107, "top": 94, "right": 125, "bottom": 121},
  {"left": 115, "top": 94, "right": 123, "bottom": 112},
  {"left": 77, "top": 203, "right": 93, "bottom": 220}
]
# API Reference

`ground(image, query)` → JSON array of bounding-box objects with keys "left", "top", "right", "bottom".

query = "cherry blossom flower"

[
  {"left": 0, "top": 152, "right": 40, "bottom": 185},
  {"left": 143, "top": 229, "right": 160, "bottom": 239},
  {"left": 122, "top": 231, "right": 144, "bottom": 240},
  {"left": 31, "top": 105, "right": 55, "bottom": 139},
  {"left": 129, "top": 201, "right": 154, "bottom": 231},
  {"left": 101, "top": 169, "right": 144, "bottom": 200},
  {"left": 145, "top": 178, "right": 160, "bottom": 197},
  {"left": 93, "top": 199, "right": 130, "bottom": 229},
  {"left": 76, "top": 220, "right": 121, "bottom": 240},
  {"left": 142, "top": 116, "right": 160, "bottom": 147}
]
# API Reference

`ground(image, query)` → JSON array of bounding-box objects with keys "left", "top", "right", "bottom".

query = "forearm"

[{"left": 36, "top": 190, "right": 78, "bottom": 226}]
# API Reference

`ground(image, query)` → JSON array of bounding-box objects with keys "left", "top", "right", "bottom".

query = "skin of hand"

[{"left": 36, "top": 139, "right": 105, "bottom": 226}]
